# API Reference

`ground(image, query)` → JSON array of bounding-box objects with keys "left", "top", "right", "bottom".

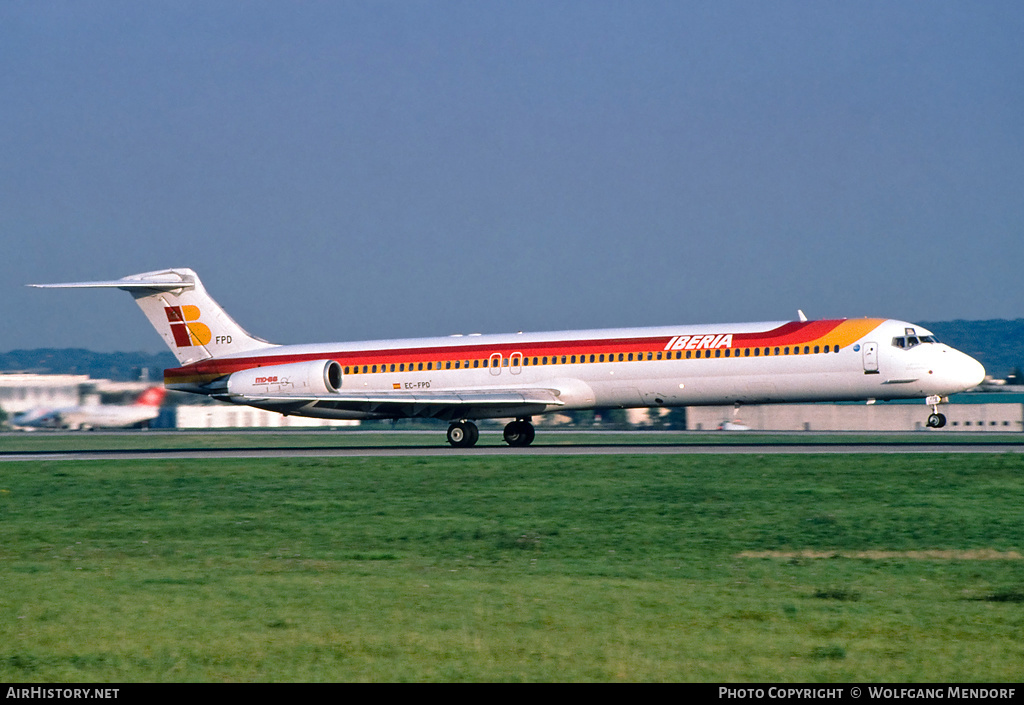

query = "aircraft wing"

[{"left": 226, "top": 387, "right": 564, "bottom": 421}]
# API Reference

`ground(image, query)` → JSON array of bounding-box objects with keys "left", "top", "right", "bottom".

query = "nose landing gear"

[{"left": 925, "top": 395, "right": 947, "bottom": 428}]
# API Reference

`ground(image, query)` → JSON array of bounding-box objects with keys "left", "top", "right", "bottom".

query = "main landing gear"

[
  {"left": 446, "top": 420, "right": 480, "bottom": 448},
  {"left": 445, "top": 418, "right": 537, "bottom": 448},
  {"left": 502, "top": 418, "right": 536, "bottom": 447},
  {"left": 925, "top": 395, "right": 947, "bottom": 428}
]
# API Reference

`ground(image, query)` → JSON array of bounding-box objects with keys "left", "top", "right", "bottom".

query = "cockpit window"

[{"left": 891, "top": 334, "right": 938, "bottom": 349}]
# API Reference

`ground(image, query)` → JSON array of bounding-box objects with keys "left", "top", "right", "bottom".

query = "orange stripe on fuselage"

[{"left": 733, "top": 319, "right": 884, "bottom": 350}]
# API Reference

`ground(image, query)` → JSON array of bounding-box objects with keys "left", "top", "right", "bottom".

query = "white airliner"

[
  {"left": 11, "top": 386, "right": 166, "bottom": 431},
  {"left": 31, "top": 268, "right": 985, "bottom": 446}
]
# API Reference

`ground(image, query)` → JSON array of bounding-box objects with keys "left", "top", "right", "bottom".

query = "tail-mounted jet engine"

[{"left": 226, "top": 359, "right": 342, "bottom": 397}]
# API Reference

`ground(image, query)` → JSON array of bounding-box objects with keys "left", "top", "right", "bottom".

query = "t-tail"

[
  {"left": 30, "top": 268, "right": 276, "bottom": 365},
  {"left": 134, "top": 386, "right": 167, "bottom": 407}
]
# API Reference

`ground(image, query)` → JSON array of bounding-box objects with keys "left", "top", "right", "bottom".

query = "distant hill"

[
  {"left": 2, "top": 319, "right": 1022, "bottom": 381},
  {"left": 0, "top": 349, "right": 178, "bottom": 382}
]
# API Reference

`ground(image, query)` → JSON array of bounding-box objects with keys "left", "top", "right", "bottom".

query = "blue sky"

[{"left": 2, "top": 1, "right": 1022, "bottom": 353}]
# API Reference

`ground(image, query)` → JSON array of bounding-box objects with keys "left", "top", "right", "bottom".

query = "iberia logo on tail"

[{"left": 165, "top": 305, "right": 211, "bottom": 347}]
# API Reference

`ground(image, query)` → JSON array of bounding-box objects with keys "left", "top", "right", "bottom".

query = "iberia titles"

[{"left": 664, "top": 334, "right": 733, "bottom": 351}]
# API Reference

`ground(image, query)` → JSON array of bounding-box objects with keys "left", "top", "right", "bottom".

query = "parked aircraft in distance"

[
  {"left": 11, "top": 386, "right": 166, "bottom": 431},
  {"left": 32, "top": 269, "right": 985, "bottom": 446}
]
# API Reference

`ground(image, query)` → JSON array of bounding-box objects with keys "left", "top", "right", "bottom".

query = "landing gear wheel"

[
  {"left": 926, "top": 413, "right": 947, "bottom": 429},
  {"left": 447, "top": 421, "right": 479, "bottom": 448},
  {"left": 503, "top": 420, "right": 536, "bottom": 447}
]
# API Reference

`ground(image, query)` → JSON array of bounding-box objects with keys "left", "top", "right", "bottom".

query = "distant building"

[
  {"left": 174, "top": 405, "right": 358, "bottom": 429},
  {"left": 0, "top": 373, "right": 91, "bottom": 414},
  {"left": 687, "top": 394, "right": 1023, "bottom": 432}
]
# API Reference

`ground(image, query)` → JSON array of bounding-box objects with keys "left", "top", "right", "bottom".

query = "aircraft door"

[
  {"left": 510, "top": 352, "right": 523, "bottom": 375},
  {"left": 489, "top": 353, "right": 502, "bottom": 376},
  {"left": 862, "top": 342, "right": 879, "bottom": 374}
]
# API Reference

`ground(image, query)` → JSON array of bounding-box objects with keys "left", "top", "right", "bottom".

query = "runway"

[{"left": 4, "top": 436, "right": 1024, "bottom": 461}]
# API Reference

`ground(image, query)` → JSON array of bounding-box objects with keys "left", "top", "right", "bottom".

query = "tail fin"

[
  {"left": 30, "top": 268, "right": 277, "bottom": 365},
  {"left": 135, "top": 386, "right": 167, "bottom": 407}
]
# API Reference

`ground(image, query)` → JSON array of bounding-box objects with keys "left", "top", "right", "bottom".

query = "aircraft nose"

[
  {"left": 961, "top": 354, "right": 986, "bottom": 389},
  {"left": 949, "top": 351, "right": 985, "bottom": 391}
]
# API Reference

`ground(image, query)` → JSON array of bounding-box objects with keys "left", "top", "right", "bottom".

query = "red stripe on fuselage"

[{"left": 732, "top": 320, "right": 842, "bottom": 347}]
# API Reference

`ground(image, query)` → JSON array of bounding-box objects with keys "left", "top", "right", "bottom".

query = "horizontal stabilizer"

[
  {"left": 30, "top": 268, "right": 274, "bottom": 365},
  {"left": 29, "top": 270, "right": 196, "bottom": 291}
]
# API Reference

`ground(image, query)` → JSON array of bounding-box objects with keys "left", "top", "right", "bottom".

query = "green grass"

[{"left": 1, "top": 453, "right": 1023, "bottom": 681}]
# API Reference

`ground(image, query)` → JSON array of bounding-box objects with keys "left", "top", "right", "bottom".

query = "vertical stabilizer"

[
  {"left": 134, "top": 386, "right": 167, "bottom": 407},
  {"left": 30, "top": 268, "right": 277, "bottom": 365}
]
